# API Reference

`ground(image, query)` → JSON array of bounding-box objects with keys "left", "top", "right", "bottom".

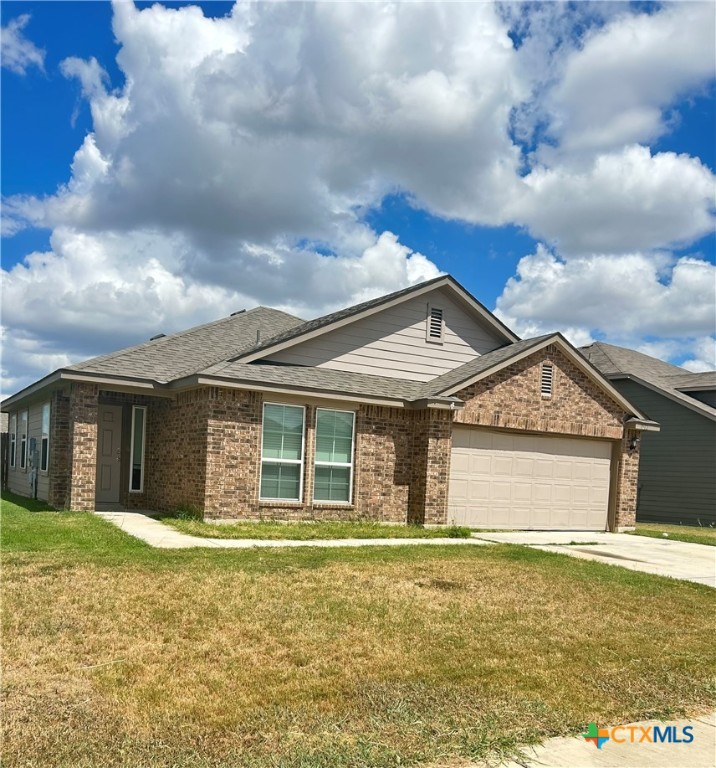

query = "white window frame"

[
  {"left": 541, "top": 363, "right": 554, "bottom": 398},
  {"left": 426, "top": 304, "right": 444, "bottom": 344},
  {"left": 313, "top": 408, "right": 356, "bottom": 505},
  {"left": 129, "top": 405, "right": 147, "bottom": 493},
  {"left": 9, "top": 413, "right": 16, "bottom": 469},
  {"left": 259, "top": 402, "right": 306, "bottom": 502},
  {"left": 19, "top": 410, "right": 28, "bottom": 471},
  {"left": 40, "top": 402, "right": 50, "bottom": 474}
]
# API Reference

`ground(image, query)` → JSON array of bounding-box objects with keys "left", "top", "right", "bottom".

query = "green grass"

[
  {"left": 629, "top": 522, "right": 716, "bottom": 547},
  {"left": 163, "top": 516, "right": 472, "bottom": 540},
  {"left": 2, "top": 490, "right": 715, "bottom": 768}
]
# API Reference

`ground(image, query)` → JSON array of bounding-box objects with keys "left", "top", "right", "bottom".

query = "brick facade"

[{"left": 43, "top": 342, "right": 640, "bottom": 529}]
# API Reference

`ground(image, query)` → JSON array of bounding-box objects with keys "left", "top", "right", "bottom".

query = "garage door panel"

[{"left": 448, "top": 427, "right": 610, "bottom": 530}]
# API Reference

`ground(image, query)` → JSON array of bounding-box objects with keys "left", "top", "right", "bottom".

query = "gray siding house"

[{"left": 581, "top": 343, "right": 716, "bottom": 527}]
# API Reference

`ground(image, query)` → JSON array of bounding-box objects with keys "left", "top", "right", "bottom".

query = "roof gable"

[
  {"left": 580, "top": 342, "right": 716, "bottom": 421},
  {"left": 235, "top": 276, "right": 519, "bottom": 365}
]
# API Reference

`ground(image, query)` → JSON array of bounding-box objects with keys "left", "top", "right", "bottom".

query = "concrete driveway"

[{"left": 470, "top": 531, "right": 716, "bottom": 587}]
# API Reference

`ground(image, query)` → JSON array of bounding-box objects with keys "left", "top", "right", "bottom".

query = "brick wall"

[
  {"left": 615, "top": 428, "right": 640, "bottom": 529},
  {"left": 48, "top": 388, "right": 71, "bottom": 508},
  {"left": 454, "top": 345, "right": 625, "bottom": 439},
  {"left": 409, "top": 409, "right": 452, "bottom": 525},
  {"left": 67, "top": 383, "right": 99, "bottom": 511}
]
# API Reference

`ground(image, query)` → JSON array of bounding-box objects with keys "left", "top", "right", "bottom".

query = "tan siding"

[
  {"left": 7, "top": 403, "right": 50, "bottom": 501},
  {"left": 267, "top": 287, "right": 504, "bottom": 380}
]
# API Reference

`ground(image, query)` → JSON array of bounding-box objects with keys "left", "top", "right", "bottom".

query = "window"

[
  {"left": 40, "top": 403, "right": 50, "bottom": 472},
  {"left": 129, "top": 406, "right": 146, "bottom": 492},
  {"left": 9, "top": 414, "right": 16, "bottom": 469},
  {"left": 426, "top": 305, "right": 444, "bottom": 342},
  {"left": 260, "top": 404, "right": 305, "bottom": 501},
  {"left": 314, "top": 409, "right": 355, "bottom": 503},
  {"left": 541, "top": 363, "right": 554, "bottom": 397},
  {"left": 19, "top": 410, "right": 28, "bottom": 470}
]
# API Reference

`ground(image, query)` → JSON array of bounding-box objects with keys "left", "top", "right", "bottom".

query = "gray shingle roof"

[
  {"left": 68, "top": 307, "right": 304, "bottom": 382},
  {"left": 580, "top": 342, "right": 716, "bottom": 419},
  {"left": 423, "top": 335, "right": 555, "bottom": 396},
  {"left": 666, "top": 371, "right": 716, "bottom": 390},
  {"left": 199, "top": 360, "right": 432, "bottom": 402}
]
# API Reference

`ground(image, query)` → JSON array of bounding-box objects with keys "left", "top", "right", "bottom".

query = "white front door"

[
  {"left": 448, "top": 427, "right": 612, "bottom": 530},
  {"left": 95, "top": 405, "right": 123, "bottom": 505}
]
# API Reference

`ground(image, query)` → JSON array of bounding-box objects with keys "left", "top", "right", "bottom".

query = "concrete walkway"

[
  {"left": 470, "top": 711, "right": 715, "bottom": 768},
  {"left": 470, "top": 531, "right": 716, "bottom": 588},
  {"left": 94, "top": 511, "right": 492, "bottom": 550}
]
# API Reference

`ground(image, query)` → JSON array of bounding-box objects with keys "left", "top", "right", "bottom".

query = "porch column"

[
  {"left": 409, "top": 409, "right": 453, "bottom": 525},
  {"left": 67, "top": 382, "right": 99, "bottom": 511},
  {"left": 614, "top": 427, "right": 640, "bottom": 531}
]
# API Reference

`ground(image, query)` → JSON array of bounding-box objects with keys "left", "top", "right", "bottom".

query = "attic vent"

[
  {"left": 231, "top": 309, "right": 246, "bottom": 316},
  {"left": 149, "top": 333, "right": 166, "bottom": 341},
  {"left": 541, "top": 363, "right": 554, "bottom": 397},
  {"left": 426, "top": 305, "right": 444, "bottom": 343}
]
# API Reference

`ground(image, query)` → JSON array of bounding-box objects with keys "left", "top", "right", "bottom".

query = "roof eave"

[{"left": 607, "top": 374, "right": 716, "bottom": 422}]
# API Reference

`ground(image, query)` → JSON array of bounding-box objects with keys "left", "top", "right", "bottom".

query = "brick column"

[
  {"left": 614, "top": 428, "right": 640, "bottom": 530},
  {"left": 48, "top": 388, "right": 71, "bottom": 508},
  {"left": 67, "top": 383, "right": 99, "bottom": 511},
  {"left": 409, "top": 409, "right": 453, "bottom": 525}
]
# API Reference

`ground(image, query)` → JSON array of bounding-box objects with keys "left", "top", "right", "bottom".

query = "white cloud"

[
  {"left": 514, "top": 146, "right": 716, "bottom": 255},
  {"left": 681, "top": 337, "right": 716, "bottom": 373},
  {"left": 547, "top": 2, "right": 716, "bottom": 155},
  {"left": 1, "top": 14, "right": 45, "bottom": 75},
  {"left": 3, "top": 0, "right": 716, "bottom": 392}
]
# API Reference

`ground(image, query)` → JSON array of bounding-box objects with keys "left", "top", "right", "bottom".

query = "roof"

[
  {"left": 197, "top": 361, "right": 437, "bottom": 404},
  {"left": 67, "top": 306, "right": 304, "bottom": 383},
  {"left": 235, "top": 274, "right": 519, "bottom": 363},
  {"left": 580, "top": 342, "right": 716, "bottom": 421},
  {"left": 424, "top": 335, "right": 554, "bottom": 396}
]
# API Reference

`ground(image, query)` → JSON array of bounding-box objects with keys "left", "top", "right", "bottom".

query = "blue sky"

[{"left": 2, "top": 1, "right": 715, "bottom": 393}]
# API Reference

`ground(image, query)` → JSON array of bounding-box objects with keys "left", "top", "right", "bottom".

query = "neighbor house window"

[
  {"left": 260, "top": 403, "right": 305, "bottom": 501},
  {"left": 426, "top": 305, "right": 444, "bottom": 343},
  {"left": 19, "top": 410, "right": 28, "bottom": 470},
  {"left": 313, "top": 409, "right": 355, "bottom": 504},
  {"left": 40, "top": 403, "right": 50, "bottom": 473},
  {"left": 129, "top": 406, "right": 146, "bottom": 492},
  {"left": 541, "top": 364, "right": 554, "bottom": 397},
  {"left": 9, "top": 414, "right": 16, "bottom": 469}
]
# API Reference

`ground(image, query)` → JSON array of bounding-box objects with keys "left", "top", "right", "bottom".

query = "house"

[
  {"left": 2, "top": 276, "right": 657, "bottom": 531},
  {"left": 580, "top": 342, "right": 716, "bottom": 526}
]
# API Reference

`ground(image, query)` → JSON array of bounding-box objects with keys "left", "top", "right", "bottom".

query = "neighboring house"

[
  {"left": 3, "top": 276, "right": 657, "bottom": 531},
  {"left": 581, "top": 342, "right": 716, "bottom": 527}
]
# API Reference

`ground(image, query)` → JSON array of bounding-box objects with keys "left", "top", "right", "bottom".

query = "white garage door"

[{"left": 448, "top": 428, "right": 612, "bottom": 530}]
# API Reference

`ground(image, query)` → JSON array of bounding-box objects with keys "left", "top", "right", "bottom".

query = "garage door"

[{"left": 448, "top": 428, "right": 612, "bottom": 530}]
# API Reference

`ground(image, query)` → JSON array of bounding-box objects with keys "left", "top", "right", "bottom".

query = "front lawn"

[
  {"left": 629, "top": 522, "right": 716, "bottom": 547},
  {"left": 3, "top": 491, "right": 715, "bottom": 768},
  {"left": 163, "top": 516, "right": 472, "bottom": 540}
]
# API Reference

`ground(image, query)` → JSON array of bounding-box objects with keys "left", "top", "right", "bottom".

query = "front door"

[{"left": 95, "top": 405, "right": 123, "bottom": 506}]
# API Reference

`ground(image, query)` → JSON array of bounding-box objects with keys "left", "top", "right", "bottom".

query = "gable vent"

[
  {"left": 426, "top": 305, "right": 444, "bottom": 342},
  {"left": 541, "top": 363, "right": 554, "bottom": 396}
]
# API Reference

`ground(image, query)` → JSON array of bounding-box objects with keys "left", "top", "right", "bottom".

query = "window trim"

[
  {"left": 9, "top": 413, "right": 16, "bottom": 469},
  {"left": 259, "top": 402, "right": 306, "bottom": 502},
  {"left": 426, "top": 304, "right": 445, "bottom": 344},
  {"left": 18, "top": 410, "right": 28, "bottom": 471},
  {"left": 129, "top": 405, "right": 147, "bottom": 493},
  {"left": 313, "top": 408, "right": 356, "bottom": 505},
  {"left": 40, "top": 402, "right": 50, "bottom": 474},
  {"left": 541, "top": 363, "right": 554, "bottom": 398}
]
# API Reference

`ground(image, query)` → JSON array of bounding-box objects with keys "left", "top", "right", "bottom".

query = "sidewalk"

[
  {"left": 94, "top": 510, "right": 492, "bottom": 550},
  {"left": 471, "top": 711, "right": 715, "bottom": 768}
]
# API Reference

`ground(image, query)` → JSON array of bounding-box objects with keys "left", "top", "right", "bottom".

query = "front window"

[
  {"left": 19, "top": 411, "right": 28, "bottom": 470},
  {"left": 40, "top": 403, "right": 50, "bottom": 472},
  {"left": 129, "top": 406, "right": 146, "bottom": 492},
  {"left": 9, "top": 414, "right": 16, "bottom": 468},
  {"left": 260, "top": 403, "right": 305, "bottom": 501},
  {"left": 313, "top": 409, "right": 355, "bottom": 503}
]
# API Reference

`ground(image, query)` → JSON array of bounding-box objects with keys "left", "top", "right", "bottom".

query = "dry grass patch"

[
  {"left": 629, "top": 522, "right": 716, "bottom": 546},
  {"left": 3, "top": 494, "right": 715, "bottom": 767}
]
